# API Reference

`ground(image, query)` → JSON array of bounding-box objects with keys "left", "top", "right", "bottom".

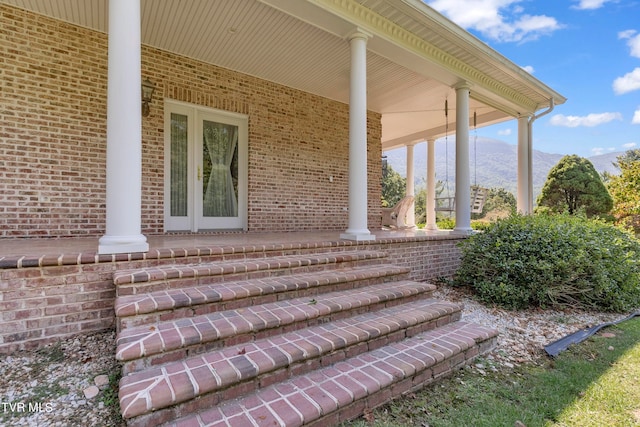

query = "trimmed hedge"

[{"left": 455, "top": 214, "right": 640, "bottom": 312}]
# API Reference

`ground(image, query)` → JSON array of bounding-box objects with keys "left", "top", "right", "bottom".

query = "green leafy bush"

[
  {"left": 455, "top": 214, "right": 640, "bottom": 312},
  {"left": 434, "top": 218, "right": 493, "bottom": 231},
  {"left": 437, "top": 218, "right": 456, "bottom": 230}
]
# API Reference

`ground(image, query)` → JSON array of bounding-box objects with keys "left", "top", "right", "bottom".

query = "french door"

[{"left": 164, "top": 101, "right": 247, "bottom": 231}]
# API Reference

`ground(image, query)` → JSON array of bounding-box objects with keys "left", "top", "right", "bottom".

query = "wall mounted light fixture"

[{"left": 141, "top": 78, "right": 156, "bottom": 117}]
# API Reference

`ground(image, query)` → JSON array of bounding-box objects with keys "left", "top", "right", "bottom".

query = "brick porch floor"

[{"left": 0, "top": 228, "right": 453, "bottom": 259}]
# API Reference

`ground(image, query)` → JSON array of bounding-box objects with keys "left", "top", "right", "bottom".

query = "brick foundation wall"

[
  {"left": 0, "top": 4, "right": 383, "bottom": 238},
  {"left": 0, "top": 236, "right": 464, "bottom": 354},
  {"left": 376, "top": 238, "right": 464, "bottom": 281}
]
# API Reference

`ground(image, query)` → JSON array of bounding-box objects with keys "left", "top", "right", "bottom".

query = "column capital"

[
  {"left": 453, "top": 81, "right": 472, "bottom": 91},
  {"left": 346, "top": 27, "right": 373, "bottom": 42}
]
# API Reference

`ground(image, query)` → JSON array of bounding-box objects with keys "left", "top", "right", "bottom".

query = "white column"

[
  {"left": 454, "top": 83, "right": 472, "bottom": 232},
  {"left": 517, "top": 116, "right": 531, "bottom": 214},
  {"left": 425, "top": 138, "right": 437, "bottom": 230},
  {"left": 405, "top": 143, "right": 416, "bottom": 228},
  {"left": 527, "top": 120, "right": 534, "bottom": 213},
  {"left": 98, "top": 0, "right": 149, "bottom": 254},
  {"left": 341, "top": 29, "right": 375, "bottom": 241}
]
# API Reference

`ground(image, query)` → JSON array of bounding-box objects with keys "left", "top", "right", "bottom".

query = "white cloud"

[
  {"left": 549, "top": 112, "right": 623, "bottom": 127},
  {"left": 619, "top": 29, "right": 637, "bottom": 39},
  {"left": 572, "top": 0, "right": 613, "bottom": 10},
  {"left": 633, "top": 108, "right": 640, "bottom": 124},
  {"left": 497, "top": 128, "right": 512, "bottom": 136},
  {"left": 591, "top": 147, "right": 616, "bottom": 155},
  {"left": 427, "top": 0, "right": 562, "bottom": 43},
  {"left": 619, "top": 30, "right": 640, "bottom": 58},
  {"left": 623, "top": 142, "right": 637, "bottom": 148},
  {"left": 613, "top": 68, "right": 640, "bottom": 95},
  {"left": 521, "top": 65, "right": 535, "bottom": 74}
]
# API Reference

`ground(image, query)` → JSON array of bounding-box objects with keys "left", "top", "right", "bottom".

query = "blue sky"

[{"left": 425, "top": 0, "right": 640, "bottom": 157}]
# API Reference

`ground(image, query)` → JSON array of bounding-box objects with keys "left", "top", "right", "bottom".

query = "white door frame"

[{"left": 163, "top": 99, "right": 248, "bottom": 232}]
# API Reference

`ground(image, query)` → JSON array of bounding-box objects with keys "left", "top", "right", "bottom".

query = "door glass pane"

[
  {"left": 170, "top": 113, "right": 188, "bottom": 217},
  {"left": 202, "top": 120, "right": 238, "bottom": 217}
]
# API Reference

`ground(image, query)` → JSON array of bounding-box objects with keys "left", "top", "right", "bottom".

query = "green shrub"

[
  {"left": 437, "top": 217, "right": 456, "bottom": 230},
  {"left": 470, "top": 221, "right": 492, "bottom": 231},
  {"left": 435, "top": 218, "right": 491, "bottom": 231},
  {"left": 455, "top": 214, "right": 640, "bottom": 312}
]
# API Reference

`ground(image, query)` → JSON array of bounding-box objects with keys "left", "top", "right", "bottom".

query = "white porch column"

[
  {"left": 341, "top": 29, "right": 375, "bottom": 241},
  {"left": 98, "top": 0, "right": 149, "bottom": 254},
  {"left": 517, "top": 116, "right": 531, "bottom": 214},
  {"left": 405, "top": 143, "right": 416, "bottom": 228},
  {"left": 454, "top": 83, "right": 472, "bottom": 232},
  {"left": 425, "top": 138, "right": 437, "bottom": 230},
  {"left": 527, "top": 119, "right": 534, "bottom": 214}
]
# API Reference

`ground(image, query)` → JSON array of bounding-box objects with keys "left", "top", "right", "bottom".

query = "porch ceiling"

[{"left": 2, "top": 0, "right": 565, "bottom": 150}]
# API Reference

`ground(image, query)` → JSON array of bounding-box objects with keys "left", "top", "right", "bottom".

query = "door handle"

[{"left": 197, "top": 165, "right": 201, "bottom": 181}]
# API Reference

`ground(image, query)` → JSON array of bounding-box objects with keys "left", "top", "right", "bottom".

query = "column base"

[
  {"left": 340, "top": 230, "right": 376, "bottom": 241},
  {"left": 98, "top": 234, "right": 149, "bottom": 254},
  {"left": 452, "top": 227, "right": 474, "bottom": 235}
]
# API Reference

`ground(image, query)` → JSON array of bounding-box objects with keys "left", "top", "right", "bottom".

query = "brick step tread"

[
  {"left": 115, "top": 264, "right": 410, "bottom": 319},
  {"left": 118, "top": 298, "right": 462, "bottom": 419},
  {"left": 156, "top": 321, "right": 498, "bottom": 427},
  {"left": 113, "top": 251, "right": 388, "bottom": 286},
  {"left": 116, "top": 280, "right": 436, "bottom": 362}
]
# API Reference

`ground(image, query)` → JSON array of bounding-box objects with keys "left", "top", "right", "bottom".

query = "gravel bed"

[
  {"left": 0, "top": 288, "right": 627, "bottom": 426},
  {"left": 0, "top": 331, "right": 124, "bottom": 427},
  {"left": 433, "top": 287, "right": 623, "bottom": 368}
]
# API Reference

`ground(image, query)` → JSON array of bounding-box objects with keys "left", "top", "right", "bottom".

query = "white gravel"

[
  {"left": 433, "top": 287, "right": 623, "bottom": 367},
  {"left": 0, "top": 288, "right": 627, "bottom": 426},
  {"left": 0, "top": 331, "right": 124, "bottom": 427}
]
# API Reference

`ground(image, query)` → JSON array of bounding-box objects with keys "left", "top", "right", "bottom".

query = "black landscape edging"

[{"left": 544, "top": 310, "right": 640, "bottom": 357}]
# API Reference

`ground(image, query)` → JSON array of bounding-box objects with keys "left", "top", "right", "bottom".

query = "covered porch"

[{"left": 0, "top": 0, "right": 565, "bottom": 255}]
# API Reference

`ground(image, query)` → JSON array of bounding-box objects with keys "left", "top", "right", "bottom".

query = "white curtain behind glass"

[
  {"left": 202, "top": 121, "right": 238, "bottom": 217},
  {"left": 170, "top": 113, "right": 188, "bottom": 217}
]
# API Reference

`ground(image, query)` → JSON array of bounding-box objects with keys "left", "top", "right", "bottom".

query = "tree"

[
  {"left": 476, "top": 187, "right": 516, "bottom": 218},
  {"left": 614, "top": 148, "right": 640, "bottom": 167},
  {"left": 381, "top": 163, "right": 406, "bottom": 207},
  {"left": 536, "top": 155, "right": 612, "bottom": 217},
  {"left": 608, "top": 149, "right": 640, "bottom": 235}
]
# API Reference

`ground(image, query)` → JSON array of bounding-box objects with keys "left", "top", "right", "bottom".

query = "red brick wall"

[
  {"left": 0, "top": 4, "right": 383, "bottom": 238},
  {"left": 0, "top": 5, "right": 109, "bottom": 237}
]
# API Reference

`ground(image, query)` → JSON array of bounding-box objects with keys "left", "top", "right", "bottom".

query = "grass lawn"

[{"left": 343, "top": 317, "right": 640, "bottom": 427}]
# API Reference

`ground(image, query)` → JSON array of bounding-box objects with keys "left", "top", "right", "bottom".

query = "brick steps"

[
  {"left": 115, "top": 249, "right": 497, "bottom": 426},
  {"left": 116, "top": 279, "right": 435, "bottom": 373},
  {"left": 159, "top": 321, "right": 497, "bottom": 427},
  {"left": 115, "top": 264, "right": 410, "bottom": 331},
  {"left": 118, "top": 298, "right": 463, "bottom": 422},
  {"left": 114, "top": 250, "right": 389, "bottom": 296}
]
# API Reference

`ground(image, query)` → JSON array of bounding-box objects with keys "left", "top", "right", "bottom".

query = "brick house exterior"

[
  {"left": 0, "top": 1, "right": 568, "bottom": 355},
  {"left": 0, "top": 3, "right": 383, "bottom": 239}
]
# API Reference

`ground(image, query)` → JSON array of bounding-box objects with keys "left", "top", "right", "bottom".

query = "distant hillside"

[
  {"left": 588, "top": 152, "right": 622, "bottom": 175},
  {"left": 384, "top": 137, "right": 622, "bottom": 200}
]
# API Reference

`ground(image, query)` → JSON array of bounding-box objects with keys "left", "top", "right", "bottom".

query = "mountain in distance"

[{"left": 384, "top": 137, "right": 622, "bottom": 199}]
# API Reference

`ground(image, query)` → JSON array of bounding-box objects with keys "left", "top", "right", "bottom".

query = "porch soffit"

[{"left": 1, "top": 0, "right": 565, "bottom": 150}]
